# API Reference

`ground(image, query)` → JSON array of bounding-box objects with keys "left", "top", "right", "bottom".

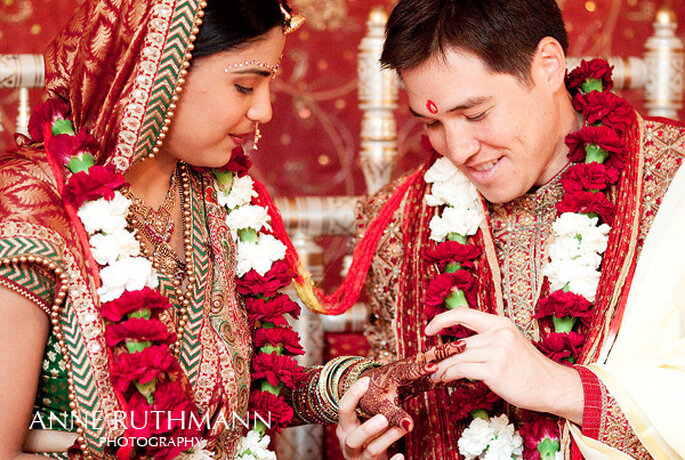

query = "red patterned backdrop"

[{"left": 1, "top": 1, "right": 684, "bottom": 458}]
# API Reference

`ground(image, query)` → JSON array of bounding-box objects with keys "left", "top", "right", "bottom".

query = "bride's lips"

[{"left": 229, "top": 133, "right": 249, "bottom": 145}]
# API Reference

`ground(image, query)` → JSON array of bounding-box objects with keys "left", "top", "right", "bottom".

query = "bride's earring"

[{"left": 253, "top": 123, "right": 262, "bottom": 151}]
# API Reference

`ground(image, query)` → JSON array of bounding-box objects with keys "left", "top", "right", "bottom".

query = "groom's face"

[{"left": 401, "top": 48, "right": 566, "bottom": 204}]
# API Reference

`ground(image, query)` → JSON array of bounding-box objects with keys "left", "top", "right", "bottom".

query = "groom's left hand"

[{"left": 425, "top": 307, "right": 584, "bottom": 424}]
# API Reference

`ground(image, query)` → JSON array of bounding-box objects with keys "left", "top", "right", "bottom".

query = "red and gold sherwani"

[{"left": 357, "top": 114, "right": 685, "bottom": 459}]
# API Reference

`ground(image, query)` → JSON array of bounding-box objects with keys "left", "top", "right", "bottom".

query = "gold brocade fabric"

[{"left": 357, "top": 118, "right": 684, "bottom": 458}]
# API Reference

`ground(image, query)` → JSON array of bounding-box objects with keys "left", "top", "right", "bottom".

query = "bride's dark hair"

[{"left": 193, "top": 0, "right": 292, "bottom": 57}]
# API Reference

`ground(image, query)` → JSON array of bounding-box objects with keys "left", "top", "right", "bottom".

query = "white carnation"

[
  {"left": 225, "top": 205, "right": 271, "bottom": 234},
  {"left": 235, "top": 430, "right": 277, "bottom": 460},
  {"left": 236, "top": 233, "right": 287, "bottom": 277},
  {"left": 217, "top": 175, "right": 257, "bottom": 210},
  {"left": 89, "top": 230, "right": 140, "bottom": 266},
  {"left": 77, "top": 192, "right": 130, "bottom": 235},
  {"left": 442, "top": 206, "right": 483, "bottom": 236},
  {"left": 544, "top": 260, "right": 601, "bottom": 302},
  {"left": 425, "top": 157, "right": 462, "bottom": 184},
  {"left": 483, "top": 432, "right": 523, "bottom": 460},
  {"left": 458, "top": 418, "right": 495, "bottom": 459},
  {"left": 553, "top": 213, "right": 598, "bottom": 237},
  {"left": 578, "top": 223, "right": 611, "bottom": 254},
  {"left": 97, "top": 257, "right": 158, "bottom": 302},
  {"left": 426, "top": 179, "right": 480, "bottom": 209}
]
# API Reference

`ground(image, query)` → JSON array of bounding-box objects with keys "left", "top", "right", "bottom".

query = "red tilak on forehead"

[{"left": 426, "top": 100, "right": 438, "bottom": 114}]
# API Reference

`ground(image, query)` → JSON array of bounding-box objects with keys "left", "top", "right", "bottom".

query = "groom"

[{"left": 335, "top": 0, "right": 685, "bottom": 459}]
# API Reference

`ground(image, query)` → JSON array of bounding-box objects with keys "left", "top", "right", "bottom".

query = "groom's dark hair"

[{"left": 380, "top": 0, "right": 568, "bottom": 82}]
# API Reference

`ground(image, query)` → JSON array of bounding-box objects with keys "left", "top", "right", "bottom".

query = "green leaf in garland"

[
  {"left": 470, "top": 408, "right": 489, "bottom": 420},
  {"left": 445, "top": 289, "right": 468, "bottom": 309},
  {"left": 51, "top": 119, "right": 75, "bottom": 136},
  {"left": 552, "top": 315, "right": 577, "bottom": 333},
  {"left": 260, "top": 344, "right": 283, "bottom": 355},
  {"left": 214, "top": 170, "right": 234, "bottom": 189},
  {"left": 133, "top": 378, "right": 156, "bottom": 405},
  {"left": 67, "top": 153, "right": 95, "bottom": 173},
  {"left": 261, "top": 381, "right": 284, "bottom": 395},
  {"left": 537, "top": 437, "right": 561, "bottom": 460},
  {"left": 444, "top": 262, "right": 462, "bottom": 273},
  {"left": 126, "top": 340, "right": 151, "bottom": 353},
  {"left": 129, "top": 308, "right": 152, "bottom": 320},
  {"left": 447, "top": 233, "right": 468, "bottom": 244},
  {"left": 238, "top": 228, "right": 259, "bottom": 243},
  {"left": 584, "top": 144, "right": 609, "bottom": 164},
  {"left": 580, "top": 78, "right": 604, "bottom": 94}
]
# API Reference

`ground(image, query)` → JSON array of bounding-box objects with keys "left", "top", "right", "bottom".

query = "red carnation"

[
  {"left": 111, "top": 345, "right": 177, "bottom": 392},
  {"left": 573, "top": 91, "right": 634, "bottom": 134},
  {"left": 441, "top": 325, "right": 475, "bottom": 339},
  {"left": 105, "top": 318, "right": 176, "bottom": 347},
  {"left": 560, "top": 162, "right": 619, "bottom": 194},
  {"left": 254, "top": 327, "right": 305, "bottom": 355},
  {"left": 219, "top": 146, "right": 252, "bottom": 177},
  {"left": 101, "top": 287, "right": 171, "bottom": 322},
  {"left": 535, "top": 290, "right": 594, "bottom": 325},
  {"left": 538, "top": 332, "right": 585, "bottom": 362},
  {"left": 244, "top": 294, "right": 300, "bottom": 327},
  {"left": 28, "top": 98, "right": 69, "bottom": 143},
  {"left": 565, "top": 125, "right": 625, "bottom": 167},
  {"left": 252, "top": 352, "right": 307, "bottom": 388},
  {"left": 63, "top": 165, "right": 126, "bottom": 208},
  {"left": 423, "top": 241, "right": 482, "bottom": 270},
  {"left": 449, "top": 381, "right": 500, "bottom": 420},
  {"left": 425, "top": 273, "right": 457, "bottom": 308},
  {"left": 519, "top": 416, "right": 560, "bottom": 460},
  {"left": 45, "top": 128, "right": 99, "bottom": 165},
  {"left": 237, "top": 260, "right": 293, "bottom": 297},
  {"left": 566, "top": 58, "right": 614, "bottom": 95},
  {"left": 452, "top": 269, "right": 477, "bottom": 306},
  {"left": 249, "top": 390, "right": 295, "bottom": 429},
  {"left": 556, "top": 190, "right": 615, "bottom": 224}
]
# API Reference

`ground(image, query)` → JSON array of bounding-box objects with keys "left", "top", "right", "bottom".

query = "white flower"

[
  {"left": 553, "top": 213, "right": 598, "bottom": 237},
  {"left": 97, "top": 256, "right": 158, "bottom": 302},
  {"left": 429, "top": 206, "right": 483, "bottom": 241},
  {"left": 226, "top": 205, "right": 271, "bottom": 234},
  {"left": 555, "top": 452, "right": 564, "bottom": 460},
  {"left": 549, "top": 240, "right": 602, "bottom": 269},
  {"left": 236, "top": 430, "right": 277, "bottom": 460},
  {"left": 578, "top": 223, "right": 611, "bottom": 254},
  {"left": 544, "top": 260, "right": 601, "bottom": 302},
  {"left": 89, "top": 230, "right": 140, "bottom": 266},
  {"left": 425, "top": 157, "right": 462, "bottom": 184},
  {"left": 236, "top": 233, "right": 287, "bottom": 277},
  {"left": 217, "top": 175, "right": 257, "bottom": 210},
  {"left": 177, "top": 440, "right": 215, "bottom": 459},
  {"left": 458, "top": 418, "right": 496, "bottom": 459},
  {"left": 426, "top": 179, "right": 480, "bottom": 209},
  {"left": 483, "top": 431, "right": 523, "bottom": 460},
  {"left": 552, "top": 213, "right": 610, "bottom": 256},
  {"left": 77, "top": 192, "right": 130, "bottom": 235}
]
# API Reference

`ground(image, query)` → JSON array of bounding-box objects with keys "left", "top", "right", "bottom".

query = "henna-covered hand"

[{"left": 356, "top": 341, "right": 465, "bottom": 431}]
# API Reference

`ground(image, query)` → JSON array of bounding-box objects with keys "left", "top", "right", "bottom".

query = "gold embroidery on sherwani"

[{"left": 489, "top": 175, "right": 565, "bottom": 340}]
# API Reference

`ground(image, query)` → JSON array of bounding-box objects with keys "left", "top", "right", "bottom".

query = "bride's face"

[{"left": 160, "top": 27, "right": 286, "bottom": 168}]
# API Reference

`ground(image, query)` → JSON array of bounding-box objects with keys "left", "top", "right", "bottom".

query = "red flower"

[
  {"left": 423, "top": 241, "right": 482, "bottom": 270},
  {"left": 566, "top": 58, "right": 614, "bottom": 95},
  {"left": 111, "top": 345, "right": 177, "bottom": 392},
  {"left": 441, "top": 325, "right": 475, "bottom": 339},
  {"left": 535, "top": 290, "right": 594, "bottom": 325},
  {"left": 244, "top": 294, "right": 300, "bottom": 327},
  {"left": 556, "top": 190, "right": 615, "bottom": 224},
  {"left": 565, "top": 125, "right": 625, "bottom": 168},
  {"left": 452, "top": 269, "right": 477, "bottom": 306},
  {"left": 538, "top": 332, "right": 585, "bottom": 362},
  {"left": 105, "top": 318, "right": 176, "bottom": 347},
  {"left": 560, "top": 163, "right": 619, "bottom": 193},
  {"left": 101, "top": 287, "right": 171, "bottom": 322},
  {"left": 237, "top": 260, "right": 293, "bottom": 297},
  {"left": 252, "top": 352, "right": 307, "bottom": 388},
  {"left": 45, "top": 128, "right": 99, "bottom": 165},
  {"left": 519, "top": 416, "right": 560, "bottom": 460},
  {"left": 449, "top": 381, "right": 500, "bottom": 420},
  {"left": 248, "top": 390, "right": 295, "bottom": 429},
  {"left": 573, "top": 91, "right": 634, "bottom": 134},
  {"left": 425, "top": 273, "right": 457, "bottom": 308},
  {"left": 254, "top": 327, "right": 305, "bottom": 355},
  {"left": 63, "top": 165, "right": 126, "bottom": 208},
  {"left": 28, "top": 98, "right": 69, "bottom": 143},
  {"left": 218, "top": 146, "right": 252, "bottom": 177}
]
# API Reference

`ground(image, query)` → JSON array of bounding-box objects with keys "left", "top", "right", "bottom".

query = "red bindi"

[{"left": 426, "top": 100, "right": 438, "bottom": 114}]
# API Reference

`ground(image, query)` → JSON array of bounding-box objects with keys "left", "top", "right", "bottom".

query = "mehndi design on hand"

[{"left": 355, "top": 341, "right": 466, "bottom": 431}]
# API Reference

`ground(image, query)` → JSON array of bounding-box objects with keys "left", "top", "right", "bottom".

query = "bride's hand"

[
  {"left": 336, "top": 377, "right": 406, "bottom": 460},
  {"left": 356, "top": 341, "right": 466, "bottom": 430}
]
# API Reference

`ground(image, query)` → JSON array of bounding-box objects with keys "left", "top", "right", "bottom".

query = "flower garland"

[
  {"left": 31, "top": 100, "right": 211, "bottom": 459},
  {"left": 212, "top": 148, "right": 307, "bottom": 459},
  {"left": 420, "top": 59, "right": 633, "bottom": 458}
]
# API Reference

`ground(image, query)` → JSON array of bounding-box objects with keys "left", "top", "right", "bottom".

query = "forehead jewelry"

[
  {"left": 426, "top": 100, "right": 439, "bottom": 114},
  {"left": 224, "top": 60, "right": 281, "bottom": 78}
]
